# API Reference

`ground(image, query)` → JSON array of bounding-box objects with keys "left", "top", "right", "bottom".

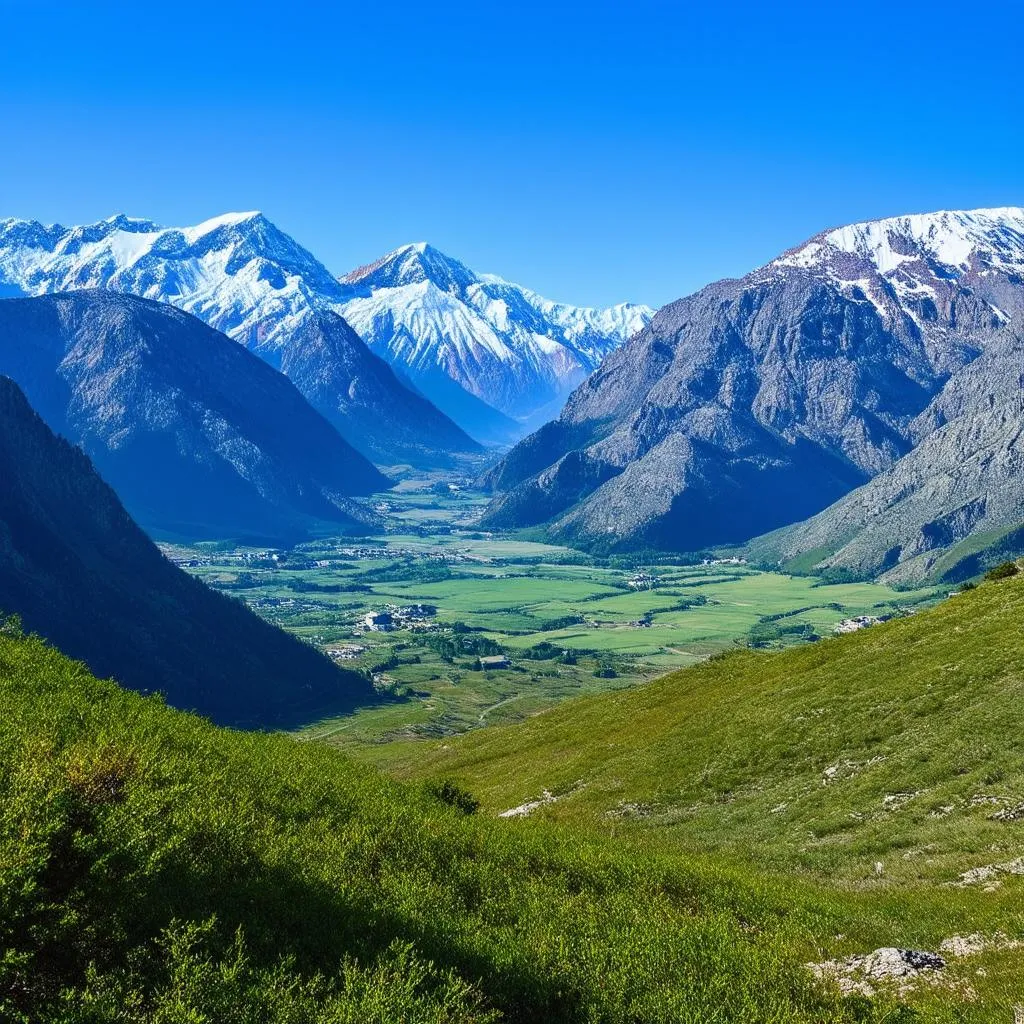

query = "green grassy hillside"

[
  {"left": 381, "top": 574, "right": 1024, "bottom": 1016},
  {"left": 0, "top": 620, "right": 907, "bottom": 1024}
]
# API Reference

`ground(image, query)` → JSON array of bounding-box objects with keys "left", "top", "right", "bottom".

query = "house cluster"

[
  {"left": 325, "top": 644, "right": 366, "bottom": 661},
  {"left": 168, "top": 556, "right": 211, "bottom": 569},
  {"left": 627, "top": 572, "right": 660, "bottom": 590},
  {"left": 834, "top": 615, "right": 883, "bottom": 634},
  {"left": 361, "top": 604, "right": 439, "bottom": 633},
  {"left": 701, "top": 557, "right": 747, "bottom": 566}
]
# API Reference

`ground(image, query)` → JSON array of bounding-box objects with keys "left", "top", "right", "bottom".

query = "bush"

[
  {"left": 426, "top": 779, "right": 480, "bottom": 815},
  {"left": 985, "top": 561, "right": 1020, "bottom": 581}
]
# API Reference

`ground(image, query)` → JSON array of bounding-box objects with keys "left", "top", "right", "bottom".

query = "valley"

[{"left": 164, "top": 478, "right": 943, "bottom": 755}]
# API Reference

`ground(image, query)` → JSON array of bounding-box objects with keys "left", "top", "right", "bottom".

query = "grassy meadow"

[
  {"left": 168, "top": 481, "right": 942, "bottom": 754},
  {"left": 377, "top": 573, "right": 1024, "bottom": 1017}
]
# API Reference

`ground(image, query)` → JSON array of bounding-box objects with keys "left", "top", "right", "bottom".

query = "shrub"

[
  {"left": 985, "top": 561, "right": 1020, "bottom": 581},
  {"left": 426, "top": 779, "right": 480, "bottom": 815}
]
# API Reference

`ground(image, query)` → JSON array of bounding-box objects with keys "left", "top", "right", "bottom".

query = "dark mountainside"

[
  {"left": 0, "top": 375, "right": 374, "bottom": 725},
  {"left": 0, "top": 291, "right": 387, "bottom": 540},
  {"left": 481, "top": 208, "right": 1024, "bottom": 555},
  {"left": 279, "top": 309, "right": 481, "bottom": 466},
  {"left": 0, "top": 213, "right": 484, "bottom": 465}
]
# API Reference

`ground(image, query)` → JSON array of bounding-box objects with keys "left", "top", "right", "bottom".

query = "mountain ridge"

[
  {"left": 338, "top": 240, "right": 652, "bottom": 437},
  {"left": 0, "top": 291, "right": 386, "bottom": 539},
  {"left": 0, "top": 212, "right": 649, "bottom": 449},
  {"left": 481, "top": 205, "right": 1024, "bottom": 555},
  {"left": 0, "top": 213, "right": 480, "bottom": 463},
  {"left": 0, "top": 373, "right": 374, "bottom": 725}
]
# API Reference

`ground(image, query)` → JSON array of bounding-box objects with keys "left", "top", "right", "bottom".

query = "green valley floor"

[{"left": 165, "top": 479, "right": 942, "bottom": 754}]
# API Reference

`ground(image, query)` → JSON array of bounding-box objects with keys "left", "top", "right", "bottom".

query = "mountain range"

[
  {"left": 0, "top": 374, "right": 373, "bottom": 724},
  {"left": 339, "top": 242, "right": 652, "bottom": 439},
  {"left": 0, "top": 213, "right": 649, "bottom": 447},
  {"left": 0, "top": 291, "right": 386, "bottom": 539},
  {"left": 482, "top": 207, "right": 1024, "bottom": 571}
]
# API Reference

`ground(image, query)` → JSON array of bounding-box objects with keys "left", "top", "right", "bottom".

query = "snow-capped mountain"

[
  {"left": 0, "top": 212, "right": 348, "bottom": 361},
  {"left": 0, "top": 214, "right": 650, "bottom": 446},
  {"left": 766, "top": 206, "right": 1024, "bottom": 327},
  {"left": 482, "top": 206, "right": 1024, "bottom": 561},
  {"left": 339, "top": 243, "right": 653, "bottom": 438},
  {"left": 0, "top": 212, "right": 478, "bottom": 463}
]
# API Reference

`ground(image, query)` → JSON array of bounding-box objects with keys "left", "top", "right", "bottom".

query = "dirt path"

[{"left": 479, "top": 694, "right": 523, "bottom": 722}]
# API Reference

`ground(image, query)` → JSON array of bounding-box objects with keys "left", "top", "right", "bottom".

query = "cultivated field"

[{"left": 167, "top": 481, "right": 942, "bottom": 754}]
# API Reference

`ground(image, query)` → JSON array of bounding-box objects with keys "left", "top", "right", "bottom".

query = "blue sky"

[{"left": 1, "top": 0, "right": 1021, "bottom": 308}]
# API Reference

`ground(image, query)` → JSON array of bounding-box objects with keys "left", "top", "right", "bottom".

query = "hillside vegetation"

[
  {"left": 394, "top": 573, "right": 1024, "bottom": 881},
  {"left": 0, "top": 624, "right": 898, "bottom": 1024},
  {"left": 381, "top": 574, "right": 1024, "bottom": 1016}
]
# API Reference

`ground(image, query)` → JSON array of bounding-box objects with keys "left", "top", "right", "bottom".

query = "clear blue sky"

[{"left": 1, "top": 0, "right": 1021, "bottom": 308}]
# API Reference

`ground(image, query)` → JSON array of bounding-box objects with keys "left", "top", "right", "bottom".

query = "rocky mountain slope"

[
  {"left": 339, "top": 242, "right": 652, "bottom": 439},
  {"left": 747, "top": 330, "right": 1024, "bottom": 583},
  {"left": 0, "top": 212, "right": 478, "bottom": 463},
  {"left": 0, "top": 375, "right": 374, "bottom": 724},
  {"left": 0, "top": 291, "right": 386, "bottom": 538},
  {"left": 482, "top": 207, "right": 1024, "bottom": 553}
]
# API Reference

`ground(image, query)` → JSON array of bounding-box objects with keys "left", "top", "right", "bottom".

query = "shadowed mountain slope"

[
  {"left": 0, "top": 375, "right": 374, "bottom": 725},
  {"left": 0, "top": 291, "right": 387, "bottom": 539}
]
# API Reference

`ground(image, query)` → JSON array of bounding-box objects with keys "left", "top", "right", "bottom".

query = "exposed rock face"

[
  {"left": 810, "top": 947, "right": 946, "bottom": 998},
  {"left": 0, "top": 291, "right": 386, "bottom": 539},
  {"left": 0, "top": 375, "right": 375, "bottom": 725},
  {"left": 749, "top": 333, "right": 1024, "bottom": 583},
  {"left": 0, "top": 213, "right": 479, "bottom": 464},
  {"left": 482, "top": 208, "right": 1024, "bottom": 554}
]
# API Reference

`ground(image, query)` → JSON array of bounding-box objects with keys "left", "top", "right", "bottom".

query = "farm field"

[{"left": 166, "top": 480, "right": 945, "bottom": 756}]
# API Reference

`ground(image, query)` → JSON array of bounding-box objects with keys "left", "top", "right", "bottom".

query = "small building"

[
  {"left": 478, "top": 654, "right": 510, "bottom": 670},
  {"left": 363, "top": 611, "right": 394, "bottom": 632}
]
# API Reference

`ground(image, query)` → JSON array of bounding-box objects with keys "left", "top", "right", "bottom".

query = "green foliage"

[
  {"left": 984, "top": 560, "right": 1020, "bottom": 581},
  {"left": 420, "top": 626, "right": 502, "bottom": 663},
  {"left": 0, "top": 630, "right": 874, "bottom": 1023},
  {"left": 426, "top": 779, "right": 481, "bottom": 815}
]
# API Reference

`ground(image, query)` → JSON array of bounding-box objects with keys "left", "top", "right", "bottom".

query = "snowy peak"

[
  {"left": 0, "top": 211, "right": 348, "bottom": 355},
  {"left": 771, "top": 206, "right": 1024, "bottom": 279},
  {"left": 336, "top": 243, "right": 653, "bottom": 428},
  {"left": 342, "top": 242, "right": 477, "bottom": 294},
  {"left": 0, "top": 212, "right": 653, "bottom": 443}
]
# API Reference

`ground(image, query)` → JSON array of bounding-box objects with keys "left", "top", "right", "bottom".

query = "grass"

[
  {"left": 388, "top": 576, "right": 1024, "bottom": 878},
  {"left": 368, "top": 573, "right": 1024, "bottom": 1016},
  {"left": 1, "top": 621, "right": 920, "bottom": 1024}
]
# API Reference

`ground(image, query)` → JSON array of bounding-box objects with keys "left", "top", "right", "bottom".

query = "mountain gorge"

[
  {"left": 0, "top": 291, "right": 386, "bottom": 538},
  {"left": 482, "top": 207, "right": 1024, "bottom": 558},
  {"left": 0, "top": 374, "right": 373, "bottom": 724}
]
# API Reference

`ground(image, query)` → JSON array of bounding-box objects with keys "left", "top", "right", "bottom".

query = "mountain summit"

[
  {"left": 339, "top": 242, "right": 653, "bottom": 438},
  {"left": 0, "top": 213, "right": 478, "bottom": 464},
  {"left": 481, "top": 206, "right": 1024, "bottom": 555}
]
